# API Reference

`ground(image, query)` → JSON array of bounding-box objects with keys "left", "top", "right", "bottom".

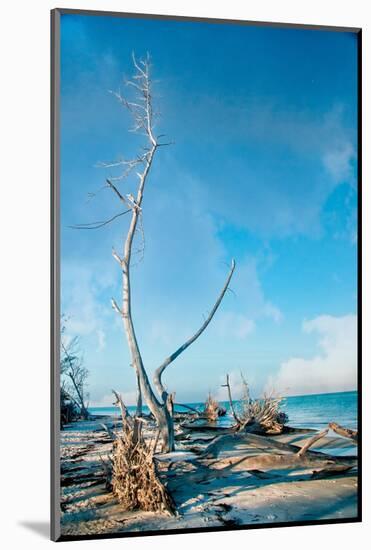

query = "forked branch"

[{"left": 153, "top": 260, "right": 236, "bottom": 401}]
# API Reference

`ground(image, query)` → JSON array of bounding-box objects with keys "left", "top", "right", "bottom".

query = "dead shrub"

[
  {"left": 111, "top": 415, "right": 175, "bottom": 515},
  {"left": 238, "top": 375, "right": 288, "bottom": 433}
]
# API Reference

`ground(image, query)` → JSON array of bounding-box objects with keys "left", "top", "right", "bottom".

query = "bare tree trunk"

[
  {"left": 66, "top": 372, "right": 88, "bottom": 419},
  {"left": 135, "top": 370, "right": 143, "bottom": 417},
  {"left": 61, "top": 343, "right": 89, "bottom": 419}
]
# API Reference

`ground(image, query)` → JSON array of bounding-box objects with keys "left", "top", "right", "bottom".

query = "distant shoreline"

[{"left": 89, "top": 389, "right": 357, "bottom": 411}]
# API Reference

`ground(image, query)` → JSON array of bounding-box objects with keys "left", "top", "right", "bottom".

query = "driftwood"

[
  {"left": 200, "top": 424, "right": 357, "bottom": 478},
  {"left": 179, "top": 422, "right": 313, "bottom": 437},
  {"left": 221, "top": 373, "right": 288, "bottom": 435},
  {"left": 311, "top": 465, "right": 354, "bottom": 479},
  {"left": 329, "top": 422, "right": 358, "bottom": 442},
  {"left": 203, "top": 425, "right": 357, "bottom": 458},
  {"left": 180, "top": 424, "right": 237, "bottom": 434},
  {"left": 221, "top": 450, "right": 357, "bottom": 474},
  {"left": 100, "top": 423, "right": 116, "bottom": 441},
  {"left": 297, "top": 429, "right": 329, "bottom": 456},
  {"left": 203, "top": 430, "right": 300, "bottom": 459}
]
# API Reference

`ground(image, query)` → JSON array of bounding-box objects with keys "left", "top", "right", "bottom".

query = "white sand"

[{"left": 60, "top": 419, "right": 358, "bottom": 537}]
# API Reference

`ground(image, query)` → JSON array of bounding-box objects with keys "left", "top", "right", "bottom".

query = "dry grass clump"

[{"left": 110, "top": 392, "right": 175, "bottom": 515}]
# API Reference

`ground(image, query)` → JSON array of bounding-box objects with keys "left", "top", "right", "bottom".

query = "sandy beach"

[{"left": 60, "top": 416, "right": 358, "bottom": 538}]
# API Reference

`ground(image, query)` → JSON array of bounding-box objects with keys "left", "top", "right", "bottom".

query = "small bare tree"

[
  {"left": 61, "top": 326, "right": 90, "bottom": 420},
  {"left": 75, "top": 54, "right": 235, "bottom": 451}
]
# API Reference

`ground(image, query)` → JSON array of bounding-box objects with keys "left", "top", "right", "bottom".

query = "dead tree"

[
  {"left": 61, "top": 334, "right": 90, "bottom": 420},
  {"left": 74, "top": 54, "right": 235, "bottom": 451}
]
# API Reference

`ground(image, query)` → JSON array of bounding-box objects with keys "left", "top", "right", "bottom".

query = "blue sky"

[{"left": 60, "top": 14, "right": 358, "bottom": 405}]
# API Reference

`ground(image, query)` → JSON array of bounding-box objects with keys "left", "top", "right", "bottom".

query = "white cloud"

[
  {"left": 269, "top": 314, "right": 357, "bottom": 396},
  {"left": 61, "top": 260, "right": 115, "bottom": 349}
]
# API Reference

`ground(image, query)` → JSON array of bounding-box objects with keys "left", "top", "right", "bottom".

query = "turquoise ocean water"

[{"left": 88, "top": 390, "right": 357, "bottom": 431}]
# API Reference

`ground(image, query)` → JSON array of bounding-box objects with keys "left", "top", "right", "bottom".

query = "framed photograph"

[{"left": 51, "top": 8, "right": 361, "bottom": 542}]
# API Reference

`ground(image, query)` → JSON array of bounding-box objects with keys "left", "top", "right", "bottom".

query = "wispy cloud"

[
  {"left": 61, "top": 260, "right": 116, "bottom": 351},
  {"left": 173, "top": 97, "right": 357, "bottom": 239},
  {"left": 323, "top": 142, "right": 356, "bottom": 184}
]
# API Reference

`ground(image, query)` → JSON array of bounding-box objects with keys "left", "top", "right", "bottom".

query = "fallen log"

[
  {"left": 180, "top": 423, "right": 237, "bottom": 433},
  {"left": 211, "top": 428, "right": 357, "bottom": 474},
  {"left": 202, "top": 425, "right": 300, "bottom": 458},
  {"left": 218, "top": 454, "right": 356, "bottom": 476},
  {"left": 311, "top": 464, "right": 354, "bottom": 479},
  {"left": 329, "top": 422, "right": 358, "bottom": 442}
]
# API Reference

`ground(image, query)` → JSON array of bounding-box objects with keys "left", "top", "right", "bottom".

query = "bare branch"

[
  {"left": 112, "top": 389, "right": 133, "bottom": 429},
  {"left": 69, "top": 209, "right": 131, "bottom": 230},
  {"left": 111, "top": 298, "right": 123, "bottom": 316},
  {"left": 112, "top": 247, "right": 125, "bottom": 267},
  {"left": 105, "top": 178, "right": 128, "bottom": 204},
  {"left": 153, "top": 260, "right": 236, "bottom": 401},
  {"left": 96, "top": 156, "right": 145, "bottom": 169},
  {"left": 221, "top": 374, "right": 241, "bottom": 425}
]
